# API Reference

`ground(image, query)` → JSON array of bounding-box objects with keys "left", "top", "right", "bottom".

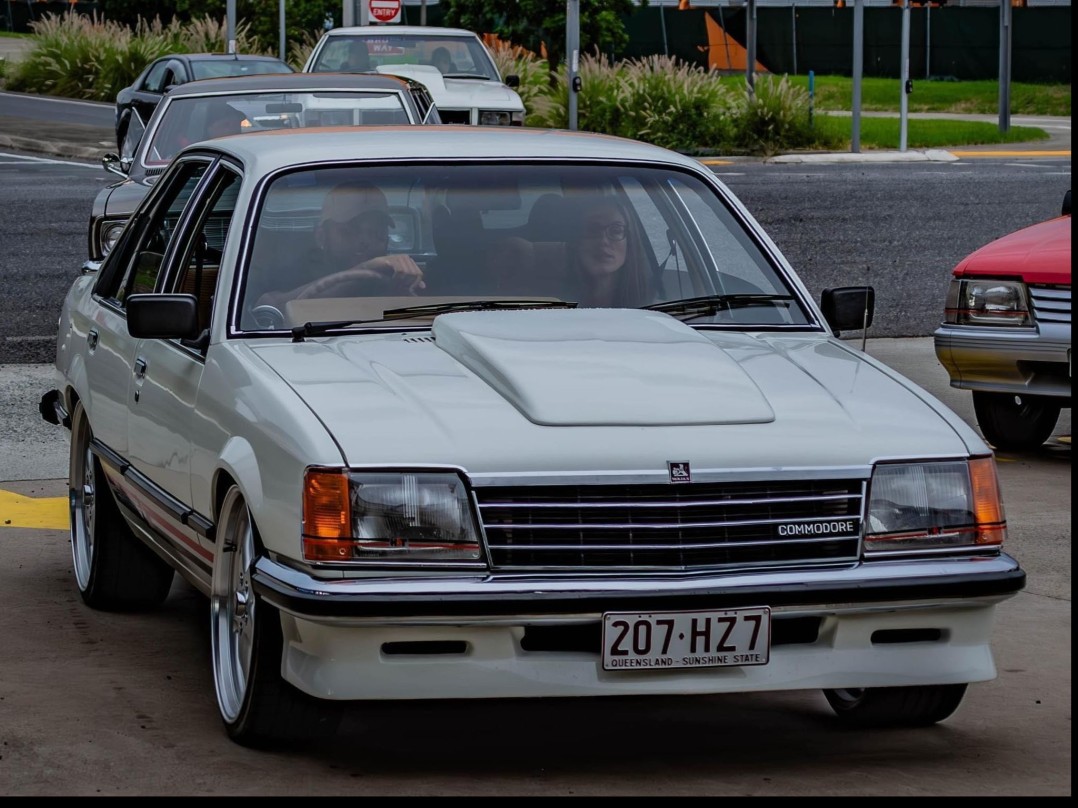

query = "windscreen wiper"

[
  {"left": 382, "top": 299, "right": 577, "bottom": 319},
  {"left": 644, "top": 293, "right": 795, "bottom": 321},
  {"left": 291, "top": 299, "right": 576, "bottom": 342}
]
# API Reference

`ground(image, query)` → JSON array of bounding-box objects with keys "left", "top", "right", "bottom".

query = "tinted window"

[
  {"left": 101, "top": 160, "right": 210, "bottom": 307},
  {"left": 238, "top": 163, "right": 811, "bottom": 332},
  {"left": 190, "top": 59, "right": 293, "bottom": 80}
]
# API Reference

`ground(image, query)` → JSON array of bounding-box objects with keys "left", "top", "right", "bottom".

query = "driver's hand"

[{"left": 360, "top": 254, "right": 426, "bottom": 294}]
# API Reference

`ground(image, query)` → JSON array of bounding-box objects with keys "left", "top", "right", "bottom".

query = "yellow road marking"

[
  {"left": 0, "top": 489, "right": 69, "bottom": 530},
  {"left": 699, "top": 159, "right": 733, "bottom": 165}
]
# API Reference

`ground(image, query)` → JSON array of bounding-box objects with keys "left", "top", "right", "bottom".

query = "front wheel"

[
  {"left": 210, "top": 484, "right": 340, "bottom": 747},
  {"left": 972, "top": 391, "right": 1060, "bottom": 451},
  {"left": 823, "top": 684, "right": 968, "bottom": 728}
]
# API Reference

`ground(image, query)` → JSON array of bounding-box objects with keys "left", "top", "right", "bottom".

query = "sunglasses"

[{"left": 580, "top": 222, "right": 628, "bottom": 242}]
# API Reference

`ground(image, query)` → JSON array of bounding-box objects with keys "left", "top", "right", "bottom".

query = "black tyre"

[
  {"left": 823, "top": 684, "right": 968, "bottom": 728},
  {"left": 972, "top": 391, "right": 1060, "bottom": 451},
  {"left": 115, "top": 116, "right": 127, "bottom": 154},
  {"left": 210, "top": 484, "right": 341, "bottom": 747},
  {"left": 68, "top": 401, "right": 175, "bottom": 611}
]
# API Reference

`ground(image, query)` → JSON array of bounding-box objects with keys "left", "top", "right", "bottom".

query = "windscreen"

[
  {"left": 143, "top": 92, "right": 415, "bottom": 166},
  {"left": 312, "top": 35, "right": 500, "bottom": 81},
  {"left": 237, "top": 162, "right": 813, "bottom": 333}
]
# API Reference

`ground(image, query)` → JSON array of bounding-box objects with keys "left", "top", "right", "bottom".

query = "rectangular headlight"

[
  {"left": 943, "top": 278, "right": 1031, "bottom": 326},
  {"left": 302, "top": 468, "right": 484, "bottom": 566},
  {"left": 864, "top": 458, "right": 1006, "bottom": 557},
  {"left": 479, "top": 110, "right": 513, "bottom": 126}
]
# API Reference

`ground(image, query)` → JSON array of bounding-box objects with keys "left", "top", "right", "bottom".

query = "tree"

[{"left": 443, "top": 0, "right": 640, "bottom": 78}]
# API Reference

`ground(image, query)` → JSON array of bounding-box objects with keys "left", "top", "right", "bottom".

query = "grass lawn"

[
  {"left": 719, "top": 74, "right": 1071, "bottom": 117},
  {"left": 811, "top": 114, "right": 1051, "bottom": 150}
]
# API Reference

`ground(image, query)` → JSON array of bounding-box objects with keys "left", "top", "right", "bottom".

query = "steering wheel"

[{"left": 250, "top": 304, "right": 284, "bottom": 330}]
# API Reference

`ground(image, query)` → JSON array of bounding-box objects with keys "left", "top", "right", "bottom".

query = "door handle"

[
  {"left": 134, "top": 357, "right": 147, "bottom": 379},
  {"left": 87, "top": 329, "right": 99, "bottom": 350}
]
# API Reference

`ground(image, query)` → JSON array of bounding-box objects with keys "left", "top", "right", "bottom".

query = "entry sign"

[{"left": 369, "top": 0, "right": 401, "bottom": 23}]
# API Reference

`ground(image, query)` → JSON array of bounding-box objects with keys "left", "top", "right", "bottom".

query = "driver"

[{"left": 255, "top": 181, "right": 425, "bottom": 309}]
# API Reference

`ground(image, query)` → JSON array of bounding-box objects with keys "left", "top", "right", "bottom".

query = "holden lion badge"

[{"left": 668, "top": 461, "right": 691, "bottom": 483}]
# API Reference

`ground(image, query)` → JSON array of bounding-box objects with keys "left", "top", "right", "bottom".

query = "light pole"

[
  {"left": 899, "top": 0, "right": 910, "bottom": 152},
  {"left": 567, "top": 0, "right": 580, "bottom": 131},
  {"left": 745, "top": 0, "right": 757, "bottom": 93},
  {"left": 279, "top": 0, "right": 286, "bottom": 61},
  {"left": 852, "top": 0, "right": 864, "bottom": 153},
  {"left": 225, "top": 0, "right": 237, "bottom": 53},
  {"left": 998, "top": 0, "right": 1012, "bottom": 133}
]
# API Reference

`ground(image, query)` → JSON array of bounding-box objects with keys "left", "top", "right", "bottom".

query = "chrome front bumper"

[{"left": 934, "top": 322, "right": 1070, "bottom": 398}]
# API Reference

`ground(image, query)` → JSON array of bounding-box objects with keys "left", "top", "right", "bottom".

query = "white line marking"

[
  {"left": 3, "top": 335, "right": 56, "bottom": 343},
  {"left": 0, "top": 152, "right": 99, "bottom": 167},
  {"left": 0, "top": 89, "right": 112, "bottom": 110}
]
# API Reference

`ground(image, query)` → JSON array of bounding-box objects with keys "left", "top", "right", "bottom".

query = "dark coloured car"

[
  {"left": 934, "top": 191, "right": 1072, "bottom": 451},
  {"left": 91, "top": 71, "right": 441, "bottom": 262},
  {"left": 113, "top": 52, "right": 293, "bottom": 152}
]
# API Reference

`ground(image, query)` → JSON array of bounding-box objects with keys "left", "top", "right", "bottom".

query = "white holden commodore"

[{"left": 40, "top": 126, "right": 1024, "bottom": 747}]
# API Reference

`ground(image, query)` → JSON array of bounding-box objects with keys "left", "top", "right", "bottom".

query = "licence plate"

[{"left": 602, "top": 607, "right": 771, "bottom": 671}]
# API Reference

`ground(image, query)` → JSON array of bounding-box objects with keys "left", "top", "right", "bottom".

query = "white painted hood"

[
  {"left": 374, "top": 64, "right": 524, "bottom": 111},
  {"left": 248, "top": 308, "right": 977, "bottom": 473}
]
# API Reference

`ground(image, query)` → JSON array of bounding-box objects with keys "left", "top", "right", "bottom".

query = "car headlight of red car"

[
  {"left": 864, "top": 458, "right": 1006, "bottom": 557},
  {"left": 302, "top": 468, "right": 484, "bottom": 565},
  {"left": 943, "top": 278, "right": 1032, "bottom": 326}
]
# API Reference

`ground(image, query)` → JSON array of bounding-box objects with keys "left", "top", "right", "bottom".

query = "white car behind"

[{"left": 304, "top": 25, "right": 526, "bottom": 126}]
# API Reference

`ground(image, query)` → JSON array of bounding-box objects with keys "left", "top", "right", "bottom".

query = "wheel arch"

[{"left": 211, "top": 436, "right": 267, "bottom": 547}]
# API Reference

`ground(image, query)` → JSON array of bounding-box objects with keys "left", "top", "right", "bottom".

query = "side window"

[
  {"left": 167, "top": 168, "right": 242, "bottom": 333},
  {"left": 413, "top": 87, "right": 439, "bottom": 124},
  {"left": 100, "top": 160, "right": 211, "bottom": 308},
  {"left": 142, "top": 61, "right": 169, "bottom": 92},
  {"left": 120, "top": 111, "right": 146, "bottom": 160}
]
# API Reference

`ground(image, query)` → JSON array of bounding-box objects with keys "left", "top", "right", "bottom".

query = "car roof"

[
  {"left": 199, "top": 126, "right": 700, "bottom": 174},
  {"left": 324, "top": 26, "right": 481, "bottom": 38},
  {"left": 165, "top": 72, "right": 423, "bottom": 97},
  {"left": 167, "top": 52, "right": 291, "bottom": 62}
]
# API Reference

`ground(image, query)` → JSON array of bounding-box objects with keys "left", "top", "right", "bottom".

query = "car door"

[
  {"left": 75, "top": 158, "right": 211, "bottom": 477},
  {"left": 81, "top": 157, "right": 212, "bottom": 562},
  {"left": 126, "top": 160, "right": 243, "bottom": 563},
  {"left": 132, "top": 58, "right": 181, "bottom": 126}
]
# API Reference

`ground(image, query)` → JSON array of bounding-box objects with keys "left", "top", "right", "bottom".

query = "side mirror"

[
  {"left": 1062, "top": 190, "right": 1071, "bottom": 216},
  {"left": 820, "top": 286, "right": 874, "bottom": 336},
  {"left": 127, "top": 294, "right": 201, "bottom": 340},
  {"left": 504, "top": 74, "right": 520, "bottom": 88},
  {"left": 101, "top": 153, "right": 129, "bottom": 177}
]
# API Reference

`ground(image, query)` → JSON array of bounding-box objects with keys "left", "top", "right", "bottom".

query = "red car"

[{"left": 934, "top": 191, "right": 1072, "bottom": 451}]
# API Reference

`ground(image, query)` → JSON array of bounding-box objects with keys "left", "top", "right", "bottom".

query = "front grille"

[
  {"left": 476, "top": 479, "right": 864, "bottom": 572},
  {"left": 1030, "top": 284, "right": 1071, "bottom": 325},
  {"left": 439, "top": 109, "right": 472, "bottom": 125}
]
